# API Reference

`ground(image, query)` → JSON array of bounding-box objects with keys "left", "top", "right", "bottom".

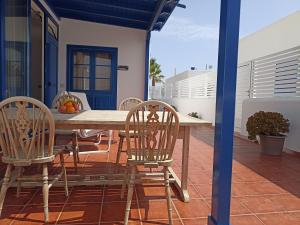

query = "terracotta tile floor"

[{"left": 0, "top": 127, "right": 299, "bottom": 225}]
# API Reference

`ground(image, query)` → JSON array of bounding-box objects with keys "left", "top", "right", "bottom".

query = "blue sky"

[{"left": 151, "top": 0, "right": 300, "bottom": 77}]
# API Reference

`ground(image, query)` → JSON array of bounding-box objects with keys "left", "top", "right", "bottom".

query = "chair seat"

[{"left": 1, "top": 146, "right": 66, "bottom": 166}]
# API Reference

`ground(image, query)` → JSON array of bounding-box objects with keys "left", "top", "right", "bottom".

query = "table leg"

[{"left": 181, "top": 126, "right": 190, "bottom": 202}]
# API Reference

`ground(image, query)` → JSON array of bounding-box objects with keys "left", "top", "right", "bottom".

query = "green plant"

[
  {"left": 188, "top": 112, "right": 201, "bottom": 119},
  {"left": 246, "top": 111, "right": 290, "bottom": 140},
  {"left": 150, "top": 58, "right": 164, "bottom": 87}
]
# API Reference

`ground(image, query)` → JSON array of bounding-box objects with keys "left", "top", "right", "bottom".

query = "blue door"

[
  {"left": 67, "top": 45, "right": 118, "bottom": 110},
  {"left": 44, "top": 18, "right": 58, "bottom": 107}
]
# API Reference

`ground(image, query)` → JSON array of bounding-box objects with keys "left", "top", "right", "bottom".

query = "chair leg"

[
  {"left": 72, "top": 133, "right": 78, "bottom": 173},
  {"left": 121, "top": 165, "right": 129, "bottom": 199},
  {"left": 60, "top": 153, "right": 69, "bottom": 197},
  {"left": 116, "top": 136, "right": 124, "bottom": 164},
  {"left": 0, "top": 165, "right": 12, "bottom": 217},
  {"left": 164, "top": 167, "right": 173, "bottom": 225},
  {"left": 42, "top": 164, "right": 49, "bottom": 223},
  {"left": 16, "top": 167, "right": 24, "bottom": 198},
  {"left": 124, "top": 166, "right": 136, "bottom": 225}
]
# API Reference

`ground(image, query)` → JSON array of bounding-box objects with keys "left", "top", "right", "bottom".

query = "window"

[{"left": 69, "top": 46, "right": 115, "bottom": 92}]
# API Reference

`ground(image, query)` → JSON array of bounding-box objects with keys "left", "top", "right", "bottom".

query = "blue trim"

[
  {"left": 67, "top": 44, "right": 118, "bottom": 110},
  {"left": 28, "top": 0, "right": 32, "bottom": 97},
  {"left": 0, "top": 0, "right": 5, "bottom": 100},
  {"left": 148, "top": 0, "right": 168, "bottom": 31},
  {"left": 144, "top": 32, "right": 151, "bottom": 100},
  {"left": 45, "top": 0, "right": 179, "bottom": 31},
  {"left": 34, "top": 0, "right": 59, "bottom": 25},
  {"left": 208, "top": 0, "right": 241, "bottom": 225}
]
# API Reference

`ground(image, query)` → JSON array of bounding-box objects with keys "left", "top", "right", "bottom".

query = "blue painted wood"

[
  {"left": 44, "top": 24, "right": 58, "bottom": 107},
  {"left": 207, "top": 0, "right": 241, "bottom": 225},
  {"left": 67, "top": 45, "right": 118, "bottom": 110},
  {"left": 0, "top": 0, "right": 5, "bottom": 100},
  {"left": 46, "top": 0, "right": 179, "bottom": 31},
  {"left": 144, "top": 32, "right": 151, "bottom": 100}
]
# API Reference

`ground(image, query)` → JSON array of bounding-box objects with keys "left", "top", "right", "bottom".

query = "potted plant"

[{"left": 246, "top": 111, "right": 290, "bottom": 155}]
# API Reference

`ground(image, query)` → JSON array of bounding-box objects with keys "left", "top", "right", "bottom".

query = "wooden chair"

[
  {"left": 116, "top": 97, "right": 143, "bottom": 164},
  {"left": 52, "top": 92, "right": 83, "bottom": 171},
  {"left": 121, "top": 100, "right": 179, "bottom": 225},
  {"left": 0, "top": 97, "right": 68, "bottom": 222}
]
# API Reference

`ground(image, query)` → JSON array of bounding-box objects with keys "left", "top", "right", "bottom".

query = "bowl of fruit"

[{"left": 58, "top": 98, "right": 81, "bottom": 114}]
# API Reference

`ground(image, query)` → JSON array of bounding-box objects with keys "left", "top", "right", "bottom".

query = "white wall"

[
  {"left": 164, "top": 98, "right": 216, "bottom": 124},
  {"left": 241, "top": 98, "right": 300, "bottom": 152},
  {"left": 58, "top": 18, "right": 147, "bottom": 106},
  {"left": 238, "top": 10, "right": 300, "bottom": 64}
]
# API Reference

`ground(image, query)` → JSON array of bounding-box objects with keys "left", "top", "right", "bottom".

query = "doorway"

[
  {"left": 31, "top": 1, "right": 44, "bottom": 101},
  {"left": 67, "top": 45, "right": 118, "bottom": 110}
]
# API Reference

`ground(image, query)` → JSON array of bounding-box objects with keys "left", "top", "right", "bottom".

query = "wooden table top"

[{"left": 52, "top": 110, "right": 211, "bottom": 129}]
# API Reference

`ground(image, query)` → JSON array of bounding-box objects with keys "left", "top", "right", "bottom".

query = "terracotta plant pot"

[{"left": 259, "top": 135, "right": 286, "bottom": 156}]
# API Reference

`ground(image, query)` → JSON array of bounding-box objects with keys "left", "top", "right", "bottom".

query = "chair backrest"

[
  {"left": 0, "top": 97, "right": 55, "bottom": 166},
  {"left": 125, "top": 100, "right": 179, "bottom": 164},
  {"left": 119, "top": 97, "right": 143, "bottom": 111},
  {"left": 52, "top": 92, "right": 83, "bottom": 111},
  {"left": 69, "top": 92, "right": 91, "bottom": 110}
]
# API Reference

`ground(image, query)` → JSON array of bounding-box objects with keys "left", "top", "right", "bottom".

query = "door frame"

[
  {"left": 66, "top": 44, "right": 118, "bottom": 109},
  {"left": 33, "top": 0, "right": 59, "bottom": 105}
]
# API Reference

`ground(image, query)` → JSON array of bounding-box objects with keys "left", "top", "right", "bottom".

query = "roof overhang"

[{"left": 45, "top": 0, "right": 181, "bottom": 31}]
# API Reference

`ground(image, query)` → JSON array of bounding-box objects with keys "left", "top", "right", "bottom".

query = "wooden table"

[{"left": 53, "top": 110, "right": 211, "bottom": 202}]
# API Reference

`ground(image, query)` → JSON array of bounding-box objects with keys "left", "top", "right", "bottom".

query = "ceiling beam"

[
  {"left": 53, "top": 2, "right": 151, "bottom": 22},
  {"left": 52, "top": 0, "right": 154, "bottom": 15},
  {"left": 56, "top": 7, "right": 148, "bottom": 25},
  {"left": 148, "top": 0, "right": 168, "bottom": 31}
]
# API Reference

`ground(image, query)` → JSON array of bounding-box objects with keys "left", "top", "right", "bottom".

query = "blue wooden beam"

[
  {"left": 0, "top": 0, "right": 5, "bottom": 100},
  {"left": 148, "top": 0, "right": 167, "bottom": 31},
  {"left": 52, "top": 1, "right": 152, "bottom": 22},
  {"left": 208, "top": 0, "right": 241, "bottom": 225},
  {"left": 144, "top": 32, "right": 151, "bottom": 100},
  {"left": 49, "top": 0, "right": 156, "bottom": 13}
]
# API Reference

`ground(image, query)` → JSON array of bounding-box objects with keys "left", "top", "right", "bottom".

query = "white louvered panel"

[
  {"left": 235, "top": 63, "right": 251, "bottom": 132},
  {"left": 172, "top": 82, "right": 179, "bottom": 98},
  {"left": 251, "top": 46, "right": 300, "bottom": 98},
  {"left": 179, "top": 79, "right": 190, "bottom": 98},
  {"left": 165, "top": 84, "right": 172, "bottom": 98}
]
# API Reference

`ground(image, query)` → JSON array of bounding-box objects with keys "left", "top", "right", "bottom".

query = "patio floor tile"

[
  {"left": 12, "top": 204, "right": 63, "bottom": 225},
  {"left": 100, "top": 201, "right": 140, "bottom": 222},
  {"left": 173, "top": 199, "right": 210, "bottom": 218},
  {"left": 57, "top": 203, "right": 101, "bottom": 224},
  {"left": 230, "top": 215, "right": 265, "bottom": 225},
  {"left": 0, "top": 127, "right": 299, "bottom": 225},
  {"left": 138, "top": 200, "right": 178, "bottom": 221},
  {"left": 257, "top": 212, "right": 300, "bottom": 225}
]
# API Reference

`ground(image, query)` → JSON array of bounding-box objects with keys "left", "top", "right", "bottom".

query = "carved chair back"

[
  {"left": 119, "top": 97, "right": 143, "bottom": 111},
  {"left": 0, "top": 97, "right": 55, "bottom": 166},
  {"left": 125, "top": 101, "right": 179, "bottom": 164}
]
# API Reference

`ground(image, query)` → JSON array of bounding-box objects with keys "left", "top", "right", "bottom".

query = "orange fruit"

[
  {"left": 65, "top": 101, "right": 73, "bottom": 107},
  {"left": 66, "top": 106, "right": 76, "bottom": 113}
]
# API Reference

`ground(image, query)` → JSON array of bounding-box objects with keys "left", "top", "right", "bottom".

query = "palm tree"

[{"left": 150, "top": 58, "right": 164, "bottom": 86}]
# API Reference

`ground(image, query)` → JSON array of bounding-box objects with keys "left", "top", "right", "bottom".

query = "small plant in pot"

[{"left": 246, "top": 111, "right": 290, "bottom": 155}]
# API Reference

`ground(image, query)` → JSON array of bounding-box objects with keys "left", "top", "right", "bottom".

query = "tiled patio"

[{"left": 0, "top": 127, "right": 299, "bottom": 225}]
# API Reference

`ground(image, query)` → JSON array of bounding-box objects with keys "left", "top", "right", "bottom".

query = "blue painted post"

[
  {"left": 208, "top": 0, "right": 241, "bottom": 225},
  {"left": 0, "top": 0, "right": 5, "bottom": 100},
  {"left": 144, "top": 32, "right": 151, "bottom": 100}
]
